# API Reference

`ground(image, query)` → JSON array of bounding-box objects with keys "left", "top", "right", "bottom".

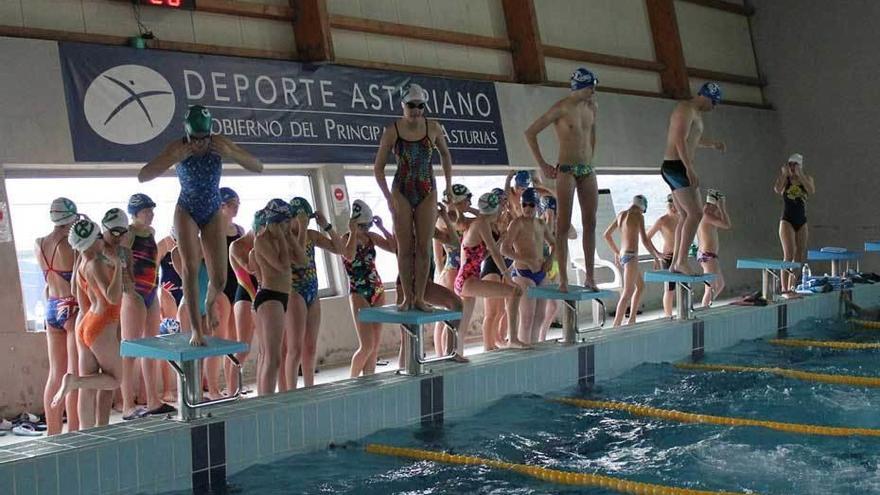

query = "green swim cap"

[
  {"left": 289, "top": 197, "right": 314, "bottom": 219},
  {"left": 184, "top": 105, "right": 212, "bottom": 136}
]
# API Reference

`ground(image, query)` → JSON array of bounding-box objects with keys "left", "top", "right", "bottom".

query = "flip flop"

[
  {"left": 12, "top": 424, "right": 42, "bottom": 437},
  {"left": 147, "top": 403, "right": 177, "bottom": 415},
  {"left": 0, "top": 419, "right": 12, "bottom": 431},
  {"left": 122, "top": 407, "right": 149, "bottom": 421}
]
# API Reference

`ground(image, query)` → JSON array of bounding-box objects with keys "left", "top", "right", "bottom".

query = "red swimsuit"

[{"left": 454, "top": 242, "right": 487, "bottom": 296}]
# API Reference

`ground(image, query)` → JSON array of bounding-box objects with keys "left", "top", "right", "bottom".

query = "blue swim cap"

[
  {"left": 514, "top": 170, "right": 531, "bottom": 189},
  {"left": 265, "top": 198, "right": 292, "bottom": 224},
  {"left": 697, "top": 82, "right": 722, "bottom": 105},
  {"left": 252, "top": 209, "right": 268, "bottom": 231},
  {"left": 220, "top": 187, "right": 239, "bottom": 204},
  {"left": 491, "top": 187, "right": 507, "bottom": 201},
  {"left": 289, "top": 197, "right": 314, "bottom": 219},
  {"left": 159, "top": 318, "right": 181, "bottom": 335},
  {"left": 521, "top": 187, "right": 539, "bottom": 205},
  {"left": 541, "top": 196, "right": 557, "bottom": 212},
  {"left": 570, "top": 67, "right": 598, "bottom": 91},
  {"left": 127, "top": 193, "right": 156, "bottom": 216}
]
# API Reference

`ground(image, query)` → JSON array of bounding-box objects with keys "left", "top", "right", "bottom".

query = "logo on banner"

[{"left": 83, "top": 64, "right": 175, "bottom": 145}]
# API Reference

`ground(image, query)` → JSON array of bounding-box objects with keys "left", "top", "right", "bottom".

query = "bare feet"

[
  {"left": 189, "top": 326, "right": 206, "bottom": 346},
  {"left": 413, "top": 300, "right": 434, "bottom": 312},
  {"left": 162, "top": 393, "right": 176, "bottom": 403},
  {"left": 451, "top": 354, "right": 469, "bottom": 363},
  {"left": 51, "top": 373, "right": 74, "bottom": 407},
  {"left": 671, "top": 263, "right": 695, "bottom": 276},
  {"left": 558, "top": 277, "right": 569, "bottom": 293},
  {"left": 505, "top": 339, "right": 530, "bottom": 349},
  {"left": 396, "top": 300, "right": 412, "bottom": 312}
]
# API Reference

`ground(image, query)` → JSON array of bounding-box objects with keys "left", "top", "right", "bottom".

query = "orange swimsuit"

[{"left": 76, "top": 264, "right": 121, "bottom": 348}]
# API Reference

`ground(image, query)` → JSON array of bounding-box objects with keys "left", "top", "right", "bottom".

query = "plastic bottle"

[{"left": 801, "top": 263, "right": 811, "bottom": 289}]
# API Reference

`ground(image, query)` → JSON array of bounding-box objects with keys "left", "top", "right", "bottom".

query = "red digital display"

[{"left": 138, "top": 0, "right": 196, "bottom": 9}]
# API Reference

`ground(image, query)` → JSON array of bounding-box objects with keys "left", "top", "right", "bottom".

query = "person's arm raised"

[
  {"left": 139, "top": 140, "right": 189, "bottom": 183},
  {"left": 210, "top": 135, "right": 263, "bottom": 173},
  {"left": 773, "top": 165, "right": 788, "bottom": 194}
]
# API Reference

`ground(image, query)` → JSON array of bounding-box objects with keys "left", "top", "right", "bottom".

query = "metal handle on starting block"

[{"left": 169, "top": 354, "right": 243, "bottom": 421}]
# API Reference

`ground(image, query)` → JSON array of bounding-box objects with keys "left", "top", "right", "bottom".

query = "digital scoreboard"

[{"left": 136, "top": 0, "right": 196, "bottom": 10}]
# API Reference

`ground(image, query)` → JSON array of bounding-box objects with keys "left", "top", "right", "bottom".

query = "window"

[
  {"left": 344, "top": 173, "right": 509, "bottom": 283},
  {"left": 7, "top": 174, "right": 319, "bottom": 327}
]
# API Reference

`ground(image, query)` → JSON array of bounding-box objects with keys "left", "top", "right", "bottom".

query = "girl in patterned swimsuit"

[
  {"left": 120, "top": 194, "right": 174, "bottom": 419},
  {"left": 343, "top": 200, "right": 397, "bottom": 378},
  {"left": 37, "top": 197, "right": 80, "bottom": 435},
  {"left": 139, "top": 105, "right": 263, "bottom": 346},
  {"left": 285, "top": 198, "right": 343, "bottom": 390},
  {"left": 373, "top": 83, "right": 455, "bottom": 311},
  {"left": 433, "top": 185, "right": 473, "bottom": 356},
  {"left": 455, "top": 193, "right": 528, "bottom": 357}
]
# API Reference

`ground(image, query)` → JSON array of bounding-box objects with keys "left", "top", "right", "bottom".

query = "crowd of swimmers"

[{"left": 34, "top": 67, "right": 814, "bottom": 435}]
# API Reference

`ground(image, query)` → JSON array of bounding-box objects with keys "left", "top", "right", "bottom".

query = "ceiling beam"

[
  {"left": 290, "top": 0, "right": 334, "bottom": 62},
  {"left": 501, "top": 0, "right": 546, "bottom": 84},
  {"left": 645, "top": 0, "right": 691, "bottom": 99}
]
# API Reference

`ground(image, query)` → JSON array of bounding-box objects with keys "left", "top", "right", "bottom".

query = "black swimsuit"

[
  {"left": 782, "top": 179, "right": 807, "bottom": 231},
  {"left": 224, "top": 225, "right": 243, "bottom": 303},
  {"left": 160, "top": 252, "right": 183, "bottom": 306}
]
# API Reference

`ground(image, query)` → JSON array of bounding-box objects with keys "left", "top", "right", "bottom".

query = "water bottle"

[{"left": 801, "top": 263, "right": 811, "bottom": 289}]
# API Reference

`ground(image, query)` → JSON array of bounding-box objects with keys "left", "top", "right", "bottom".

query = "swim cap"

[
  {"left": 50, "top": 197, "right": 78, "bottom": 226},
  {"left": 521, "top": 187, "right": 539, "bottom": 205},
  {"left": 252, "top": 209, "right": 268, "bottom": 231},
  {"left": 706, "top": 189, "right": 720, "bottom": 205},
  {"left": 478, "top": 192, "right": 500, "bottom": 215},
  {"left": 127, "top": 193, "right": 156, "bottom": 216},
  {"left": 220, "top": 187, "right": 239, "bottom": 204},
  {"left": 697, "top": 82, "right": 723, "bottom": 105},
  {"left": 101, "top": 208, "right": 129, "bottom": 232},
  {"left": 633, "top": 195, "right": 648, "bottom": 213},
  {"left": 541, "top": 195, "right": 557, "bottom": 212},
  {"left": 159, "top": 318, "right": 181, "bottom": 335},
  {"left": 449, "top": 184, "right": 472, "bottom": 203},
  {"left": 491, "top": 187, "right": 507, "bottom": 201},
  {"left": 184, "top": 105, "right": 212, "bottom": 136},
  {"left": 68, "top": 218, "right": 100, "bottom": 252},
  {"left": 514, "top": 170, "right": 531, "bottom": 189},
  {"left": 289, "top": 197, "right": 314, "bottom": 219},
  {"left": 788, "top": 153, "right": 804, "bottom": 166},
  {"left": 351, "top": 199, "right": 373, "bottom": 225},
  {"left": 264, "top": 198, "right": 292, "bottom": 224},
  {"left": 570, "top": 67, "right": 598, "bottom": 91},
  {"left": 401, "top": 83, "right": 428, "bottom": 104}
]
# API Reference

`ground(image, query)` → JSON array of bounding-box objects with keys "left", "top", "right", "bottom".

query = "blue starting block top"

[
  {"left": 527, "top": 285, "right": 614, "bottom": 301},
  {"left": 807, "top": 250, "right": 862, "bottom": 261},
  {"left": 644, "top": 271, "right": 716, "bottom": 283},
  {"left": 736, "top": 258, "right": 802, "bottom": 270},
  {"left": 359, "top": 305, "right": 462, "bottom": 325},
  {"left": 120, "top": 333, "right": 248, "bottom": 361},
  {"left": 865, "top": 242, "right": 880, "bottom": 252}
]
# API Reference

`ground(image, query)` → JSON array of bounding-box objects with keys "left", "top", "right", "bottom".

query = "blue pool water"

[{"left": 191, "top": 318, "right": 880, "bottom": 494}]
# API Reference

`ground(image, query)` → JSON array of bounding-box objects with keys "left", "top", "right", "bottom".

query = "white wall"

[
  {"left": 675, "top": 0, "right": 758, "bottom": 77},
  {"left": 750, "top": 0, "right": 880, "bottom": 268}
]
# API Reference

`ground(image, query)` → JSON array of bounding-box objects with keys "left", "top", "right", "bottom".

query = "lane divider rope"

[
  {"left": 849, "top": 318, "right": 880, "bottom": 329},
  {"left": 555, "top": 397, "right": 880, "bottom": 437},
  {"left": 768, "top": 338, "right": 880, "bottom": 350},
  {"left": 675, "top": 362, "right": 880, "bottom": 387},
  {"left": 366, "top": 443, "right": 751, "bottom": 495}
]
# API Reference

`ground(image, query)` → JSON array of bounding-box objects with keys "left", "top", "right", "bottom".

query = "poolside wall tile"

[{"left": 4, "top": 286, "right": 867, "bottom": 494}]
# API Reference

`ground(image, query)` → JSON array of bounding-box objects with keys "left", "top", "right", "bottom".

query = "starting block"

[
  {"left": 644, "top": 271, "right": 716, "bottom": 320},
  {"left": 120, "top": 333, "right": 248, "bottom": 421},
  {"left": 359, "top": 305, "right": 462, "bottom": 376},
  {"left": 736, "top": 258, "right": 802, "bottom": 301},
  {"left": 865, "top": 242, "right": 880, "bottom": 252},
  {"left": 527, "top": 285, "right": 614, "bottom": 343},
  {"left": 807, "top": 249, "right": 861, "bottom": 277}
]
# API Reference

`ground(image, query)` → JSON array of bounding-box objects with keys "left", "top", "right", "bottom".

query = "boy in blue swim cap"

[
  {"left": 660, "top": 81, "right": 726, "bottom": 276},
  {"left": 524, "top": 67, "right": 600, "bottom": 291}
]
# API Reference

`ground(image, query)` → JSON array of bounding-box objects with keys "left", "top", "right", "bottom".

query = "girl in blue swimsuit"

[
  {"left": 138, "top": 105, "right": 262, "bottom": 346},
  {"left": 372, "top": 83, "right": 455, "bottom": 312}
]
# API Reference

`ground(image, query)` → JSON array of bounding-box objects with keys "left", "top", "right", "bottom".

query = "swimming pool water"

[{"left": 179, "top": 317, "right": 880, "bottom": 494}]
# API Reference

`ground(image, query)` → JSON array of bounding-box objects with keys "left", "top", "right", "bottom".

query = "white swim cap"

[
  {"left": 633, "top": 195, "right": 647, "bottom": 213},
  {"left": 50, "top": 197, "right": 78, "bottom": 226},
  {"left": 350, "top": 199, "right": 373, "bottom": 225},
  {"left": 788, "top": 153, "right": 804, "bottom": 166},
  {"left": 101, "top": 208, "right": 129, "bottom": 233},
  {"left": 478, "top": 192, "right": 500, "bottom": 215},
  {"left": 401, "top": 83, "right": 428, "bottom": 104},
  {"left": 68, "top": 218, "right": 100, "bottom": 252}
]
